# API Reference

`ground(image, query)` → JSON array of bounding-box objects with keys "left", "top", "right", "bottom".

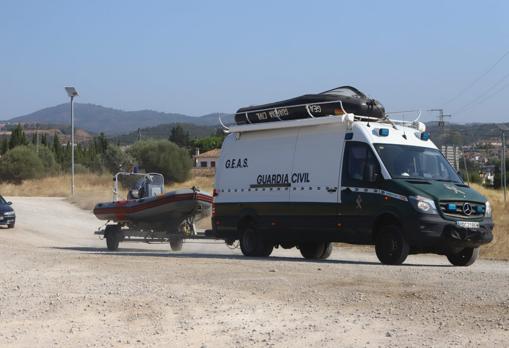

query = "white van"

[{"left": 212, "top": 114, "right": 493, "bottom": 266}]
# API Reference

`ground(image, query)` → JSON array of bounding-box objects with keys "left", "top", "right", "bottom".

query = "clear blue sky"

[{"left": 1, "top": 0, "right": 509, "bottom": 123}]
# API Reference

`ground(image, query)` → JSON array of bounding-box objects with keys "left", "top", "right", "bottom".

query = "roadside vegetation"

[
  {"left": 0, "top": 124, "right": 199, "bottom": 185},
  {"left": 470, "top": 184, "right": 509, "bottom": 260}
]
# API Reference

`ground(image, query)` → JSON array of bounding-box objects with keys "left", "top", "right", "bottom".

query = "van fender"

[{"left": 372, "top": 212, "right": 402, "bottom": 242}]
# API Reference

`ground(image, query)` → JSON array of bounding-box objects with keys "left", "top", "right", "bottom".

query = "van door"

[
  {"left": 340, "top": 141, "right": 383, "bottom": 243},
  {"left": 290, "top": 125, "right": 344, "bottom": 235}
]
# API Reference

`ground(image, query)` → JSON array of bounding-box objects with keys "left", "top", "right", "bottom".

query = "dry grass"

[{"left": 470, "top": 184, "right": 509, "bottom": 260}]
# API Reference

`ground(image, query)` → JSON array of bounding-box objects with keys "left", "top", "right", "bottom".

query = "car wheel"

[
  {"left": 375, "top": 224, "right": 409, "bottom": 265},
  {"left": 7, "top": 222, "right": 15, "bottom": 229},
  {"left": 447, "top": 247, "right": 479, "bottom": 266},
  {"left": 300, "top": 242, "right": 327, "bottom": 259}
]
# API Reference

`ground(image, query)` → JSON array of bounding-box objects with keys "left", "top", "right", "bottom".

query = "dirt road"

[{"left": 0, "top": 197, "right": 508, "bottom": 347}]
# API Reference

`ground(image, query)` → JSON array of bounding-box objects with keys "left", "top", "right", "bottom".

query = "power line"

[
  {"left": 441, "top": 48, "right": 509, "bottom": 107},
  {"left": 453, "top": 71, "right": 509, "bottom": 114},
  {"left": 454, "top": 81, "right": 509, "bottom": 115}
]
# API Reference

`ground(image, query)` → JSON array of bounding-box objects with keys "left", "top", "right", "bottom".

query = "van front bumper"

[{"left": 407, "top": 215, "right": 493, "bottom": 251}]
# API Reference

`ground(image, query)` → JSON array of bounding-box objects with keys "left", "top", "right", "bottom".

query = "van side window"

[{"left": 342, "top": 142, "right": 380, "bottom": 185}]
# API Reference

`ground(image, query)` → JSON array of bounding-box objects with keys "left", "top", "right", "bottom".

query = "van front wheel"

[
  {"left": 375, "top": 225, "right": 409, "bottom": 265},
  {"left": 447, "top": 247, "right": 479, "bottom": 266}
]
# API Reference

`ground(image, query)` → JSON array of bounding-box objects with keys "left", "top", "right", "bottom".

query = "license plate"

[{"left": 456, "top": 221, "right": 480, "bottom": 229}]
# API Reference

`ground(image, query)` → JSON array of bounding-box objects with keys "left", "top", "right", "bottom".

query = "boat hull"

[{"left": 93, "top": 189, "right": 212, "bottom": 227}]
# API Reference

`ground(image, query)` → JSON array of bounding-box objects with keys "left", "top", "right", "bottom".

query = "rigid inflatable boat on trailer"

[{"left": 93, "top": 172, "right": 213, "bottom": 251}]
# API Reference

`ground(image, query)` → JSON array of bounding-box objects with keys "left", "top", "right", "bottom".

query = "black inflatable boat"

[{"left": 234, "top": 86, "right": 385, "bottom": 125}]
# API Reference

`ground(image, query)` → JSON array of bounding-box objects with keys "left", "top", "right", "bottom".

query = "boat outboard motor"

[{"left": 234, "top": 86, "right": 385, "bottom": 125}]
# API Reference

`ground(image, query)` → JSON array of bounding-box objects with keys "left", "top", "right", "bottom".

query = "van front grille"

[{"left": 439, "top": 201, "right": 485, "bottom": 218}]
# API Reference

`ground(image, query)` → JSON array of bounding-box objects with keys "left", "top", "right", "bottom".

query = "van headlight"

[
  {"left": 485, "top": 201, "right": 492, "bottom": 218},
  {"left": 3, "top": 211, "right": 15, "bottom": 217},
  {"left": 409, "top": 196, "right": 438, "bottom": 215}
]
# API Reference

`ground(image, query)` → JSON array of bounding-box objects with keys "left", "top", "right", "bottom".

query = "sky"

[{"left": 1, "top": 0, "right": 509, "bottom": 123}]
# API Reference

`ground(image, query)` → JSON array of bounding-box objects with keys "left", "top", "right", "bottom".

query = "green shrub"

[
  {"left": 35, "top": 145, "right": 59, "bottom": 175},
  {"left": 0, "top": 146, "right": 45, "bottom": 183},
  {"left": 128, "top": 140, "right": 192, "bottom": 183},
  {"left": 102, "top": 145, "right": 133, "bottom": 174}
]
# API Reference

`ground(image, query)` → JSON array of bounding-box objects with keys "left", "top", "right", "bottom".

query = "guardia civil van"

[{"left": 212, "top": 88, "right": 494, "bottom": 266}]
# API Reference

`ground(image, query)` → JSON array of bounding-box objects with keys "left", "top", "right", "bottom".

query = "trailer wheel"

[
  {"left": 319, "top": 242, "right": 333, "bottom": 259},
  {"left": 375, "top": 224, "right": 409, "bottom": 265},
  {"left": 446, "top": 247, "right": 479, "bottom": 266},
  {"left": 300, "top": 242, "right": 327, "bottom": 259},
  {"left": 105, "top": 225, "right": 121, "bottom": 251},
  {"left": 240, "top": 226, "right": 273, "bottom": 257},
  {"left": 170, "top": 238, "right": 183, "bottom": 252}
]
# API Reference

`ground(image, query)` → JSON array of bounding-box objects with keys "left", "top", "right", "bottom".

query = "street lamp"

[{"left": 65, "top": 86, "right": 79, "bottom": 196}]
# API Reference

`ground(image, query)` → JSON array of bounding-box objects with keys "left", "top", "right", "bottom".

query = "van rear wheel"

[
  {"left": 375, "top": 224, "right": 409, "bottom": 265},
  {"left": 300, "top": 242, "right": 329, "bottom": 259},
  {"left": 240, "top": 226, "right": 273, "bottom": 257},
  {"left": 447, "top": 247, "right": 479, "bottom": 266},
  {"left": 320, "top": 242, "right": 333, "bottom": 259}
]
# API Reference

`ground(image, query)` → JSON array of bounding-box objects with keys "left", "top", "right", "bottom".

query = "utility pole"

[
  {"left": 499, "top": 125, "right": 508, "bottom": 205},
  {"left": 428, "top": 108, "right": 452, "bottom": 131}
]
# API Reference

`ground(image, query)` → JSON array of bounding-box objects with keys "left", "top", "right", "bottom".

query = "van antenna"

[
  {"left": 402, "top": 114, "right": 407, "bottom": 139},
  {"left": 414, "top": 109, "right": 422, "bottom": 123}
]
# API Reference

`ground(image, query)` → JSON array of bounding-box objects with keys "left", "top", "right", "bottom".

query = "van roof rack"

[{"left": 223, "top": 109, "right": 424, "bottom": 134}]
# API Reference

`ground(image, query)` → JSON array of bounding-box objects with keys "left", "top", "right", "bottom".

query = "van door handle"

[{"left": 326, "top": 187, "right": 337, "bottom": 193}]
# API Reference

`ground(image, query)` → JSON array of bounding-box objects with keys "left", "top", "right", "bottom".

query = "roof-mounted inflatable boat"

[{"left": 234, "top": 86, "right": 385, "bottom": 125}]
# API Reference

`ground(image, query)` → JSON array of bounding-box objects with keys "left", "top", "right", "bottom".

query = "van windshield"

[{"left": 374, "top": 144, "right": 463, "bottom": 183}]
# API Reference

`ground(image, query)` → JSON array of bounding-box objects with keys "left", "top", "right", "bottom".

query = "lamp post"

[{"left": 64, "top": 87, "right": 79, "bottom": 196}]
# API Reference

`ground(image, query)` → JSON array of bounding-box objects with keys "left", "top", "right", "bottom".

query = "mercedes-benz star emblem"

[{"left": 463, "top": 203, "right": 473, "bottom": 216}]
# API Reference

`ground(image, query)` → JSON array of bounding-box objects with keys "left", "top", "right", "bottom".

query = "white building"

[{"left": 193, "top": 148, "right": 220, "bottom": 169}]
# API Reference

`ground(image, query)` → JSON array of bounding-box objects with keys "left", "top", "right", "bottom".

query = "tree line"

[{"left": 0, "top": 124, "right": 195, "bottom": 184}]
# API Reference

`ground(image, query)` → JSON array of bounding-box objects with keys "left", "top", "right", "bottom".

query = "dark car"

[{"left": 0, "top": 195, "right": 15, "bottom": 229}]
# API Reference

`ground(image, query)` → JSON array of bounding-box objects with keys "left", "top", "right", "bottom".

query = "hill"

[
  {"left": 8, "top": 103, "right": 234, "bottom": 135},
  {"left": 426, "top": 121, "right": 509, "bottom": 147}
]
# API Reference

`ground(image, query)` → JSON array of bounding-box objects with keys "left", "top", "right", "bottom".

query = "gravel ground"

[{"left": 0, "top": 197, "right": 508, "bottom": 347}]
